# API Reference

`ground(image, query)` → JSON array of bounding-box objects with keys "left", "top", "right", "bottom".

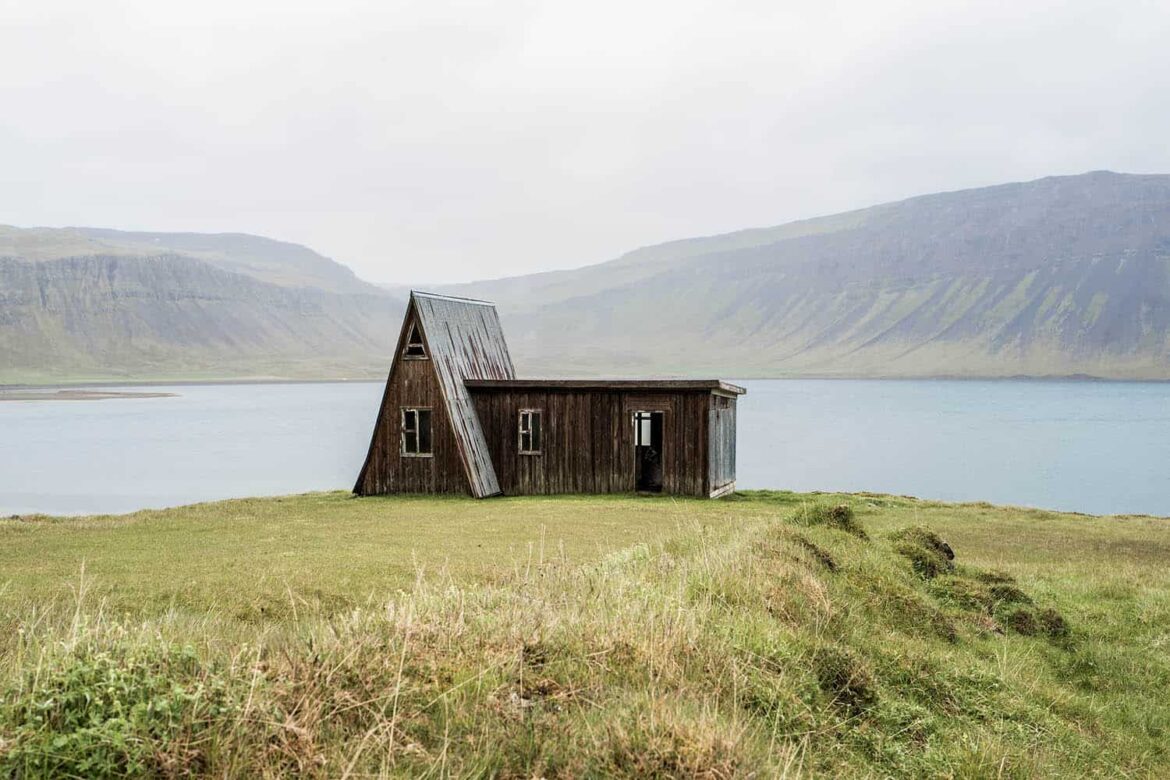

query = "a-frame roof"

[{"left": 412, "top": 291, "right": 515, "bottom": 497}]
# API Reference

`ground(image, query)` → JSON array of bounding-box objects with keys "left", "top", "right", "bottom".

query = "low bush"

[
  {"left": 0, "top": 645, "right": 231, "bottom": 779},
  {"left": 1000, "top": 605, "right": 1071, "bottom": 639},
  {"left": 792, "top": 503, "right": 868, "bottom": 538},
  {"left": 1004, "top": 606, "right": 1041, "bottom": 636},
  {"left": 890, "top": 526, "right": 956, "bottom": 578},
  {"left": 814, "top": 645, "right": 878, "bottom": 715},
  {"left": 1037, "top": 607, "right": 1071, "bottom": 638},
  {"left": 929, "top": 574, "right": 1030, "bottom": 612}
]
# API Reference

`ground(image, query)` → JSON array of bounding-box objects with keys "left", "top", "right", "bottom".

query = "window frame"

[
  {"left": 402, "top": 323, "right": 428, "bottom": 360},
  {"left": 633, "top": 410, "right": 657, "bottom": 447},
  {"left": 400, "top": 406, "right": 433, "bottom": 457},
  {"left": 518, "top": 408, "right": 543, "bottom": 455}
]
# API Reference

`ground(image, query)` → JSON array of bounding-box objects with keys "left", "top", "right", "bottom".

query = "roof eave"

[{"left": 463, "top": 378, "right": 747, "bottom": 395}]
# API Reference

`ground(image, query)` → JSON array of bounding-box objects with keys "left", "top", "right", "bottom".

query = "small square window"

[
  {"left": 402, "top": 407, "right": 432, "bottom": 456},
  {"left": 519, "top": 409, "right": 542, "bottom": 454}
]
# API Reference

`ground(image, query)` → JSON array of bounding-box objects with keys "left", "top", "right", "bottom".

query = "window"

[
  {"left": 403, "top": 323, "right": 427, "bottom": 359},
  {"left": 401, "top": 408, "right": 432, "bottom": 456},
  {"left": 634, "top": 411, "right": 655, "bottom": 447},
  {"left": 519, "top": 409, "right": 542, "bottom": 454}
]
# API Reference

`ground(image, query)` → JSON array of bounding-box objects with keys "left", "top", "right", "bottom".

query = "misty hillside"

[
  {"left": 0, "top": 226, "right": 377, "bottom": 295},
  {"left": 0, "top": 225, "right": 409, "bottom": 382},
  {"left": 444, "top": 171, "right": 1170, "bottom": 379},
  {"left": 2, "top": 171, "right": 1169, "bottom": 383},
  {"left": 0, "top": 251, "right": 404, "bottom": 383}
]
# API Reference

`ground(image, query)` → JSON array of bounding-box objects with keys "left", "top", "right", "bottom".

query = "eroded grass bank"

[{"left": 1, "top": 492, "right": 1168, "bottom": 777}]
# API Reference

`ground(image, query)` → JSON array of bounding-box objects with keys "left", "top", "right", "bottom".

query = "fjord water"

[{"left": 1, "top": 380, "right": 1168, "bottom": 517}]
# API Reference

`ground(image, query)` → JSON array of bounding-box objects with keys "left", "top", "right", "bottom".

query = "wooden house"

[{"left": 354, "top": 291, "right": 745, "bottom": 498}]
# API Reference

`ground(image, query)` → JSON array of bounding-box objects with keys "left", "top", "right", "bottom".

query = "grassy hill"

[
  {"left": 1, "top": 492, "right": 1167, "bottom": 776},
  {"left": 446, "top": 171, "right": 1170, "bottom": 379}
]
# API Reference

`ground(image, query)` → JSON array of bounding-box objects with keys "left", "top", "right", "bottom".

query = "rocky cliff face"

[
  {"left": 0, "top": 226, "right": 379, "bottom": 294},
  {"left": 0, "top": 254, "right": 404, "bottom": 381}
]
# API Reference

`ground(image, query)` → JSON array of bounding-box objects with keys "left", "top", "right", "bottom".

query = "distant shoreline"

[
  {"left": 0, "top": 389, "right": 180, "bottom": 402},
  {"left": 2, "top": 374, "right": 1169, "bottom": 391},
  {"left": 0, "top": 378, "right": 384, "bottom": 392}
]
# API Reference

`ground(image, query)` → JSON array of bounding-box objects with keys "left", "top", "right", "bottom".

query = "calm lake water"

[{"left": 2, "top": 379, "right": 1168, "bottom": 517}]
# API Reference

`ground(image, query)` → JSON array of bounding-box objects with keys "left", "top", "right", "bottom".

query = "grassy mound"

[
  {"left": 790, "top": 502, "right": 869, "bottom": 538},
  {"left": 1, "top": 491, "right": 1168, "bottom": 777}
]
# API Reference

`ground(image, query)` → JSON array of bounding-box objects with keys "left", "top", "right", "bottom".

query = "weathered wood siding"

[
  {"left": 708, "top": 394, "right": 738, "bottom": 494},
  {"left": 470, "top": 388, "right": 713, "bottom": 496},
  {"left": 355, "top": 324, "right": 471, "bottom": 496}
]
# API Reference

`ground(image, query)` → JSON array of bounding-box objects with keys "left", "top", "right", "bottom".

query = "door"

[{"left": 633, "top": 411, "right": 664, "bottom": 493}]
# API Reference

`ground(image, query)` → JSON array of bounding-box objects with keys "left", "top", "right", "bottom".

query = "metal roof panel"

[{"left": 412, "top": 291, "right": 515, "bottom": 497}]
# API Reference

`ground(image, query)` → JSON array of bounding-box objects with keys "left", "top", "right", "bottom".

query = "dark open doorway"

[{"left": 633, "top": 410, "right": 664, "bottom": 493}]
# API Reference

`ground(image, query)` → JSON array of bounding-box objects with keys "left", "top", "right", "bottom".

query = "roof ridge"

[{"left": 411, "top": 290, "right": 496, "bottom": 306}]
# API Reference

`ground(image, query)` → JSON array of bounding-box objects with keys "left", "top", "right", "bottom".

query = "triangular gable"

[{"left": 412, "top": 292, "right": 514, "bottom": 497}]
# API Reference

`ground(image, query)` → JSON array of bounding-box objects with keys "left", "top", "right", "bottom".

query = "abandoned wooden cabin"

[{"left": 353, "top": 291, "right": 745, "bottom": 498}]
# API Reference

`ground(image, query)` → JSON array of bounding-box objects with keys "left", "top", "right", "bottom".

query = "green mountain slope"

[
  {"left": 445, "top": 171, "right": 1170, "bottom": 378},
  {"left": 0, "top": 254, "right": 403, "bottom": 383},
  {"left": 0, "top": 225, "right": 375, "bottom": 294},
  {"left": 4, "top": 171, "right": 1170, "bottom": 382}
]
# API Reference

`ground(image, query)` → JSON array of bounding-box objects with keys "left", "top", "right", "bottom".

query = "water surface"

[{"left": 1, "top": 379, "right": 1167, "bottom": 516}]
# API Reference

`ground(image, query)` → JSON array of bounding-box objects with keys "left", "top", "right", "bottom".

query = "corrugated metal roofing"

[{"left": 412, "top": 291, "right": 515, "bottom": 497}]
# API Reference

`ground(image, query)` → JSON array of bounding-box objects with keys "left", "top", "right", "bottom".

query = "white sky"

[{"left": 2, "top": 0, "right": 1168, "bottom": 284}]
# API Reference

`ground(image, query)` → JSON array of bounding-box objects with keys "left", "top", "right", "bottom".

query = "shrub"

[
  {"left": 814, "top": 646, "right": 877, "bottom": 715},
  {"left": 996, "top": 603, "right": 1071, "bottom": 640},
  {"left": 1003, "top": 607, "right": 1040, "bottom": 636},
  {"left": 1037, "top": 607, "right": 1071, "bottom": 639},
  {"left": 603, "top": 717, "right": 741, "bottom": 778},
  {"left": 792, "top": 503, "right": 868, "bottom": 539},
  {"left": 890, "top": 526, "right": 956, "bottom": 578},
  {"left": 987, "top": 582, "right": 1032, "bottom": 604},
  {"left": 0, "top": 645, "right": 231, "bottom": 779},
  {"left": 929, "top": 575, "right": 1031, "bottom": 613}
]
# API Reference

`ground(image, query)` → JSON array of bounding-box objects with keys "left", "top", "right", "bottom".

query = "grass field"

[{"left": 1, "top": 491, "right": 1168, "bottom": 777}]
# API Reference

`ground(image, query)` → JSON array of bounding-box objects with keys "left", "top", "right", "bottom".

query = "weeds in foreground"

[{"left": 0, "top": 496, "right": 1166, "bottom": 778}]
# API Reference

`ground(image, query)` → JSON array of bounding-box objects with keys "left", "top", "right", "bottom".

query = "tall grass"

[{"left": 1, "top": 494, "right": 1168, "bottom": 777}]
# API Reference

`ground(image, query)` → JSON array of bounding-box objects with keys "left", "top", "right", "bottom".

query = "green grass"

[
  {"left": 1, "top": 490, "right": 1168, "bottom": 777},
  {"left": 0, "top": 494, "right": 737, "bottom": 621}
]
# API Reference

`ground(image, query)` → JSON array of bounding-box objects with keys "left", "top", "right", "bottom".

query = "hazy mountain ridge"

[
  {"left": 444, "top": 171, "right": 1170, "bottom": 379},
  {"left": 0, "top": 226, "right": 380, "bottom": 295},
  {"left": 0, "top": 253, "right": 403, "bottom": 382},
  {"left": 2, "top": 171, "right": 1169, "bottom": 382}
]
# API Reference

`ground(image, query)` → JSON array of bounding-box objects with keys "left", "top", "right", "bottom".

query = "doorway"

[{"left": 633, "top": 411, "right": 664, "bottom": 493}]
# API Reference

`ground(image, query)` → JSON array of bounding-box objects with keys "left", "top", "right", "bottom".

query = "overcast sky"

[{"left": 2, "top": 1, "right": 1169, "bottom": 284}]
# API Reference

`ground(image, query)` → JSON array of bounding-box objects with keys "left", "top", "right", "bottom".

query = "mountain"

[
  {"left": 0, "top": 226, "right": 375, "bottom": 294},
  {"left": 3, "top": 171, "right": 1170, "bottom": 383},
  {"left": 0, "top": 228, "right": 405, "bottom": 382},
  {"left": 442, "top": 171, "right": 1170, "bottom": 379}
]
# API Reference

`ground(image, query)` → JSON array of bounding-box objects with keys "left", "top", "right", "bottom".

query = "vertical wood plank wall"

[
  {"left": 470, "top": 389, "right": 715, "bottom": 497},
  {"left": 356, "top": 357, "right": 472, "bottom": 495}
]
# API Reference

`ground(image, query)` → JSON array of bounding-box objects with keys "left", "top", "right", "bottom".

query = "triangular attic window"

[{"left": 404, "top": 323, "right": 427, "bottom": 358}]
